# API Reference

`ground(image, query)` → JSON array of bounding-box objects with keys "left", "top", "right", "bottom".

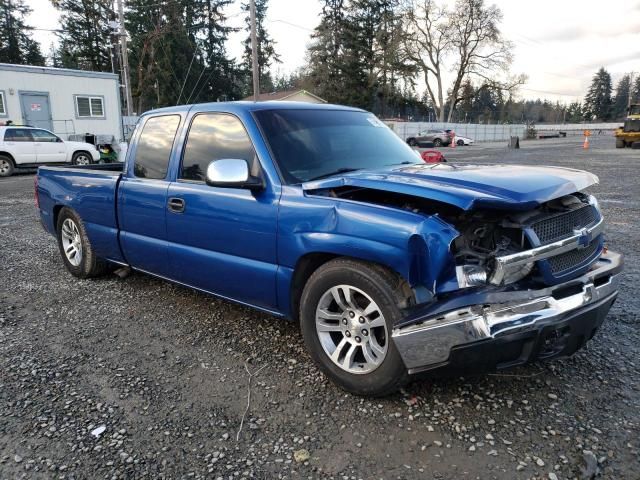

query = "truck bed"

[{"left": 37, "top": 164, "right": 125, "bottom": 263}]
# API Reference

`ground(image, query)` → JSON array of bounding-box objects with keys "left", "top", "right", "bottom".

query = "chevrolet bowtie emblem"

[{"left": 573, "top": 227, "right": 591, "bottom": 249}]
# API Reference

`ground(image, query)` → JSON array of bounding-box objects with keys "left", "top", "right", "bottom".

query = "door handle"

[{"left": 168, "top": 197, "right": 185, "bottom": 213}]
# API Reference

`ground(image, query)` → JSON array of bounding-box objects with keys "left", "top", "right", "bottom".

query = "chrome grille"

[
  {"left": 532, "top": 205, "right": 598, "bottom": 244},
  {"left": 548, "top": 238, "right": 601, "bottom": 274}
]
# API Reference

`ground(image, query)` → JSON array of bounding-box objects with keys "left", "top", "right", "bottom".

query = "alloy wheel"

[
  {"left": 61, "top": 218, "right": 83, "bottom": 266},
  {"left": 315, "top": 284, "right": 389, "bottom": 374}
]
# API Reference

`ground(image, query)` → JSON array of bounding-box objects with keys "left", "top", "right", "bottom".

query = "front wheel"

[
  {"left": 300, "top": 259, "right": 410, "bottom": 396},
  {"left": 615, "top": 138, "right": 625, "bottom": 148},
  {"left": 407, "top": 138, "right": 417, "bottom": 147},
  {"left": 72, "top": 151, "right": 93, "bottom": 166},
  {"left": 457, "top": 139, "right": 465, "bottom": 146},
  {"left": 433, "top": 138, "right": 442, "bottom": 147}
]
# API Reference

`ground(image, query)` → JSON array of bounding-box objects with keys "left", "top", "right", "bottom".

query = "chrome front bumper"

[{"left": 392, "top": 251, "right": 622, "bottom": 373}]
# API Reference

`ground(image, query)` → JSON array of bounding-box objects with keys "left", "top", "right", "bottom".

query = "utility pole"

[
  {"left": 628, "top": 72, "right": 635, "bottom": 110},
  {"left": 250, "top": 0, "right": 260, "bottom": 102},
  {"left": 117, "top": 0, "right": 134, "bottom": 116}
]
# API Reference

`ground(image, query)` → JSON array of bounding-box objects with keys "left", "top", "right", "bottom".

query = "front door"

[
  {"left": 166, "top": 113, "right": 279, "bottom": 311},
  {"left": 19, "top": 93, "right": 53, "bottom": 131},
  {"left": 118, "top": 114, "right": 182, "bottom": 277},
  {"left": 30, "top": 129, "right": 66, "bottom": 163}
]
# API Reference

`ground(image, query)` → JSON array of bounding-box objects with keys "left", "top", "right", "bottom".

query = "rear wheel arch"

[
  {"left": 53, "top": 204, "right": 65, "bottom": 229},
  {"left": 0, "top": 152, "right": 16, "bottom": 164}
]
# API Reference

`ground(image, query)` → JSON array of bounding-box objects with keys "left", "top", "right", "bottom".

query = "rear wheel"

[
  {"left": 56, "top": 207, "right": 109, "bottom": 278},
  {"left": 0, "top": 155, "right": 15, "bottom": 177},
  {"left": 72, "top": 151, "right": 92, "bottom": 166},
  {"left": 407, "top": 138, "right": 417, "bottom": 147},
  {"left": 433, "top": 138, "right": 442, "bottom": 147},
  {"left": 300, "top": 258, "right": 410, "bottom": 396},
  {"left": 632, "top": 141, "right": 640, "bottom": 150}
]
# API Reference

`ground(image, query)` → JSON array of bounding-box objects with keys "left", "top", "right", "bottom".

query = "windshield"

[
  {"left": 624, "top": 119, "right": 640, "bottom": 132},
  {"left": 254, "top": 109, "right": 421, "bottom": 183}
]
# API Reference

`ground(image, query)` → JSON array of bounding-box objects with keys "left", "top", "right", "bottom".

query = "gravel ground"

[{"left": 1, "top": 136, "right": 639, "bottom": 479}]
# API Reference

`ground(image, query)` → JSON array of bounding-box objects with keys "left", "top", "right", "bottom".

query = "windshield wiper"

[{"left": 307, "top": 168, "right": 362, "bottom": 182}]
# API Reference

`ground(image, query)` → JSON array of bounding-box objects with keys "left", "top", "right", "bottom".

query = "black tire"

[
  {"left": 615, "top": 139, "right": 625, "bottom": 149},
  {"left": 56, "top": 207, "right": 109, "bottom": 278},
  {"left": 407, "top": 138, "right": 417, "bottom": 147},
  {"left": 433, "top": 138, "right": 442, "bottom": 147},
  {"left": 0, "top": 155, "right": 15, "bottom": 177},
  {"left": 632, "top": 141, "right": 640, "bottom": 150},
  {"left": 299, "top": 258, "right": 411, "bottom": 396},
  {"left": 457, "top": 139, "right": 465, "bottom": 146},
  {"left": 72, "top": 151, "right": 93, "bottom": 166}
]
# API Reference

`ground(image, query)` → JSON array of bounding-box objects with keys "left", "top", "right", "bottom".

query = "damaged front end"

[
  {"left": 389, "top": 192, "right": 623, "bottom": 374},
  {"left": 307, "top": 182, "right": 622, "bottom": 375}
]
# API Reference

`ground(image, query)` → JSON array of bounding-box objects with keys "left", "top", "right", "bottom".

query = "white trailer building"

[{"left": 0, "top": 63, "right": 123, "bottom": 141}]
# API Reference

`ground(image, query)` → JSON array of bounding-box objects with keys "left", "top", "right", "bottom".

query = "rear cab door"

[
  {"left": 117, "top": 111, "right": 184, "bottom": 277},
  {"left": 3, "top": 128, "right": 37, "bottom": 164},
  {"left": 164, "top": 105, "right": 282, "bottom": 312}
]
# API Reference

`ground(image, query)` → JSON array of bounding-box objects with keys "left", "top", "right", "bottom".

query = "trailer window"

[
  {"left": 133, "top": 115, "right": 180, "bottom": 180},
  {"left": 75, "top": 95, "right": 105, "bottom": 118},
  {"left": 0, "top": 91, "right": 6, "bottom": 116}
]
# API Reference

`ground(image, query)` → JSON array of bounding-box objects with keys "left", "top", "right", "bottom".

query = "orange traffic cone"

[{"left": 583, "top": 136, "right": 589, "bottom": 149}]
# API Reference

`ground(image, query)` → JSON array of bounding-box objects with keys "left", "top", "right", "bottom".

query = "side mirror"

[{"left": 205, "top": 159, "right": 263, "bottom": 190}]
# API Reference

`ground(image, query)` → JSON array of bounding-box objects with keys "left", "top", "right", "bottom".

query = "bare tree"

[
  {"left": 402, "top": 0, "right": 450, "bottom": 121},
  {"left": 402, "top": 0, "right": 523, "bottom": 122}
]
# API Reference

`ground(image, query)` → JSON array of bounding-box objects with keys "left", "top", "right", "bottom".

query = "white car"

[
  {"left": 0, "top": 126, "right": 100, "bottom": 177},
  {"left": 454, "top": 135, "right": 475, "bottom": 146}
]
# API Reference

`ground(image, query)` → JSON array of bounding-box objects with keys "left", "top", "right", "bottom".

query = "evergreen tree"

[
  {"left": 52, "top": 0, "right": 115, "bottom": 71},
  {"left": 126, "top": 0, "right": 237, "bottom": 113},
  {"left": 240, "top": 0, "right": 280, "bottom": 96},
  {"left": 612, "top": 74, "right": 631, "bottom": 120},
  {"left": 566, "top": 101, "right": 583, "bottom": 123},
  {"left": 306, "top": 0, "right": 350, "bottom": 104},
  {"left": 306, "top": 0, "right": 413, "bottom": 113},
  {"left": 455, "top": 80, "right": 475, "bottom": 122},
  {"left": 0, "top": 0, "right": 45, "bottom": 65},
  {"left": 583, "top": 67, "right": 613, "bottom": 121},
  {"left": 632, "top": 76, "right": 640, "bottom": 104}
]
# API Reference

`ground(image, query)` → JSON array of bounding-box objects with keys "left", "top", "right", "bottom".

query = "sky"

[{"left": 27, "top": 0, "right": 640, "bottom": 104}]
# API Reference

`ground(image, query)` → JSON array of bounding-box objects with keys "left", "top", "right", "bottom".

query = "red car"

[{"left": 420, "top": 150, "right": 446, "bottom": 163}]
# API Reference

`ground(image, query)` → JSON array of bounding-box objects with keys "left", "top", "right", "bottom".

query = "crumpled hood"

[{"left": 302, "top": 163, "right": 598, "bottom": 211}]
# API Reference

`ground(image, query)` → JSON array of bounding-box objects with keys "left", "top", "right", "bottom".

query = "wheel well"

[
  {"left": 73, "top": 150, "right": 91, "bottom": 158},
  {"left": 0, "top": 152, "right": 16, "bottom": 165},
  {"left": 289, "top": 253, "right": 414, "bottom": 322},
  {"left": 53, "top": 204, "right": 65, "bottom": 230},
  {"left": 290, "top": 253, "right": 338, "bottom": 321}
]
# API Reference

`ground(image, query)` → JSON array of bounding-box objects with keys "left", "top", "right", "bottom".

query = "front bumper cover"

[{"left": 392, "top": 251, "right": 622, "bottom": 374}]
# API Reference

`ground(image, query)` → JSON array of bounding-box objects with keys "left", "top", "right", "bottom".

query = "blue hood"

[{"left": 302, "top": 164, "right": 598, "bottom": 211}]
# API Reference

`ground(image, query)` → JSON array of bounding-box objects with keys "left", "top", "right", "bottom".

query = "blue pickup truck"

[{"left": 36, "top": 102, "right": 622, "bottom": 396}]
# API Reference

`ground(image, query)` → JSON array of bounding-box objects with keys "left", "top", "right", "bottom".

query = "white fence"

[
  {"left": 536, "top": 123, "right": 620, "bottom": 137},
  {"left": 385, "top": 121, "right": 527, "bottom": 143}
]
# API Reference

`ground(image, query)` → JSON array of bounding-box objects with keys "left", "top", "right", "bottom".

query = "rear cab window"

[
  {"left": 180, "top": 113, "right": 257, "bottom": 182},
  {"left": 4, "top": 128, "right": 34, "bottom": 142},
  {"left": 133, "top": 115, "right": 181, "bottom": 179}
]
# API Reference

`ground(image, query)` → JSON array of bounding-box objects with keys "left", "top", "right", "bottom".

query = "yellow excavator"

[{"left": 615, "top": 104, "right": 640, "bottom": 148}]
